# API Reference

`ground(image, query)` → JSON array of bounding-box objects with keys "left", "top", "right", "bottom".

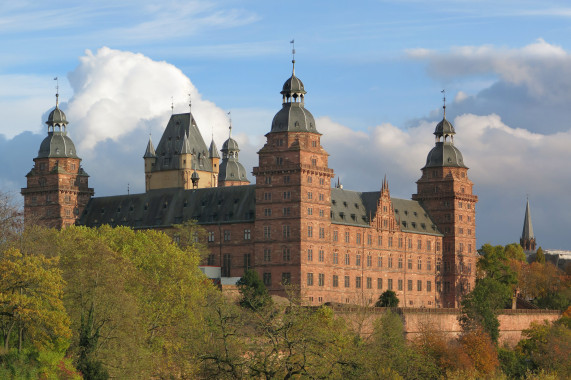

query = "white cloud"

[{"left": 66, "top": 47, "right": 231, "bottom": 153}]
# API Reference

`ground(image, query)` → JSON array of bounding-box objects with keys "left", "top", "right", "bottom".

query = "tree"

[
  {"left": 0, "top": 248, "right": 70, "bottom": 353},
  {"left": 236, "top": 270, "right": 272, "bottom": 310},
  {"left": 375, "top": 290, "right": 399, "bottom": 307},
  {"left": 535, "top": 247, "right": 546, "bottom": 264},
  {"left": 459, "top": 328, "right": 499, "bottom": 376}
]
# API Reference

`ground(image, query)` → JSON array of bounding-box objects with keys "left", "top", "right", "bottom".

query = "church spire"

[{"left": 520, "top": 198, "right": 537, "bottom": 252}]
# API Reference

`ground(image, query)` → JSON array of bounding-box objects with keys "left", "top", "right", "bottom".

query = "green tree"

[
  {"left": 375, "top": 290, "right": 399, "bottom": 307},
  {"left": 236, "top": 269, "right": 272, "bottom": 310},
  {"left": 0, "top": 248, "right": 70, "bottom": 353},
  {"left": 535, "top": 247, "right": 546, "bottom": 264}
]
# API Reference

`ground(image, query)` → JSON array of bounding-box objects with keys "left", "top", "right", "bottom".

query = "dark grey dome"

[
  {"left": 37, "top": 133, "right": 78, "bottom": 159},
  {"left": 219, "top": 160, "right": 248, "bottom": 182},
  {"left": 222, "top": 137, "right": 239, "bottom": 152},
  {"left": 46, "top": 106, "right": 68, "bottom": 125},
  {"left": 191, "top": 170, "right": 200, "bottom": 180},
  {"left": 281, "top": 74, "right": 306, "bottom": 95},
  {"left": 271, "top": 103, "right": 317, "bottom": 133},
  {"left": 423, "top": 142, "right": 466, "bottom": 169},
  {"left": 434, "top": 118, "right": 455, "bottom": 136}
]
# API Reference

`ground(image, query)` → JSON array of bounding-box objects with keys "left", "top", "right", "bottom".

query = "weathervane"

[
  {"left": 290, "top": 39, "right": 295, "bottom": 74},
  {"left": 227, "top": 111, "right": 232, "bottom": 138},
  {"left": 171, "top": 96, "right": 174, "bottom": 115},
  {"left": 54, "top": 77, "right": 59, "bottom": 107},
  {"left": 188, "top": 93, "right": 192, "bottom": 111},
  {"left": 441, "top": 89, "right": 446, "bottom": 118}
]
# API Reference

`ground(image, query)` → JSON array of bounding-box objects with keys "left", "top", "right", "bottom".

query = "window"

[
  {"left": 308, "top": 207, "right": 313, "bottom": 215},
  {"left": 398, "top": 257, "right": 403, "bottom": 269},
  {"left": 264, "top": 226, "right": 271, "bottom": 239},
  {"left": 459, "top": 227, "right": 464, "bottom": 234},
  {"left": 417, "top": 280, "right": 422, "bottom": 291},
  {"left": 318, "top": 249, "right": 324, "bottom": 262},
  {"left": 427, "top": 281, "right": 432, "bottom": 292},
  {"left": 307, "top": 176, "right": 313, "bottom": 183},
  {"left": 311, "top": 158, "right": 317, "bottom": 166},
  {"left": 459, "top": 243, "right": 464, "bottom": 253},
  {"left": 264, "top": 208, "right": 272, "bottom": 216},
  {"left": 282, "top": 247, "right": 291, "bottom": 261},
  {"left": 356, "top": 276, "right": 362, "bottom": 288},
  {"left": 388, "top": 237, "right": 393, "bottom": 247},
  {"left": 265, "top": 176, "right": 272, "bottom": 184},
  {"left": 388, "top": 279, "right": 393, "bottom": 290},
  {"left": 308, "top": 225, "right": 313, "bottom": 237},
  {"left": 408, "top": 239, "right": 412, "bottom": 249},
  {"left": 427, "top": 259, "right": 432, "bottom": 271},
  {"left": 333, "top": 251, "right": 339, "bottom": 264},
  {"left": 366, "top": 277, "right": 372, "bottom": 289},
  {"left": 398, "top": 279, "right": 403, "bottom": 291},
  {"left": 356, "top": 254, "right": 361, "bottom": 266},
  {"left": 344, "top": 275, "right": 350, "bottom": 288},
  {"left": 244, "top": 229, "right": 251, "bottom": 240},
  {"left": 388, "top": 256, "right": 393, "bottom": 268},
  {"left": 367, "top": 255, "right": 372, "bottom": 267},
  {"left": 345, "top": 232, "right": 350, "bottom": 243},
  {"left": 283, "top": 175, "right": 290, "bottom": 183},
  {"left": 244, "top": 254, "right": 251, "bottom": 270},
  {"left": 65, "top": 208, "right": 71, "bottom": 216},
  {"left": 207, "top": 254, "right": 215, "bottom": 266},
  {"left": 468, "top": 229, "right": 472, "bottom": 235},
  {"left": 377, "top": 278, "right": 383, "bottom": 290},
  {"left": 344, "top": 253, "right": 350, "bottom": 265},
  {"left": 276, "top": 157, "right": 283, "bottom": 166},
  {"left": 367, "top": 235, "right": 372, "bottom": 245},
  {"left": 319, "top": 177, "right": 325, "bottom": 185},
  {"left": 308, "top": 192, "right": 313, "bottom": 200},
  {"left": 356, "top": 233, "right": 361, "bottom": 244},
  {"left": 283, "top": 225, "right": 290, "bottom": 239},
  {"left": 407, "top": 259, "right": 412, "bottom": 269},
  {"left": 319, "top": 209, "right": 324, "bottom": 217},
  {"left": 318, "top": 273, "right": 325, "bottom": 286},
  {"left": 282, "top": 273, "right": 291, "bottom": 285},
  {"left": 333, "top": 275, "right": 339, "bottom": 287},
  {"left": 264, "top": 248, "right": 271, "bottom": 262},
  {"left": 307, "top": 273, "right": 314, "bottom": 286},
  {"left": 417, "top": 258, "right": 422, "bottom": 270},
  {"left": 283, "top": 191, "right": 291, "bottom": 200},
  {"left": 208, "top": 231, "right": 215, "bottom": 242},
  {"left": 263, "top": 273, "right": 271, "bottom": 286},
  {"left": 398, "top": 237, "right": 403, "bottom": 248},
  {"left": 436, "top": 259, "right": 441, "bottom": 272},
  {"left": 378, "top": 236, "right": 382, "bottom": 246},
  {"left": 377, "top": 256, "right": 383, "bottom": 267},
  {"left": 224, "top": 230, "right": 231, "bottom": 241},
  {"left": 436, "top": 241, "right": 441, "bottom": 252},
  {"left": 264, "top": 192, "right": 271, "bottom": 201},
  {"left": 319, "top": 227, "right": 325, "bottom": 239},
  {"left": 318, "top": 193, "right": 324, "bottom": 201},
  {"left": 222, "top": 254, "right": 231, "bottom": 277},
  {"left": 307, "top": 249, "right": 313, "bottom": 261},
  {"left": 427, "top": 241, "right": 432, "bottom": 251},
  {"left": 436, "top": 281, "right": 442, "bottom": 292},
  {"left": 333, "top": 230, "right": 338, "bottom": 241},
  {"left": 283, "top": 207, "right": 291, "bottom": 216},
  {"left": 407, "top": 280, "right": 412, "bottom": 291},
  {"left": 417, "top": 239, "right": 422, "bottom": 250}
]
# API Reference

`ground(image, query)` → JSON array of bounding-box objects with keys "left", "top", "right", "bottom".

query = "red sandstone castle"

[{"left": 22, "top": 60, "right": 478, "bottom": 308}]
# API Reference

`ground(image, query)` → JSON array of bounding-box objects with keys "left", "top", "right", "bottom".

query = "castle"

[{"left": 21, "top": 59, "right": 478, "bottom": 308}]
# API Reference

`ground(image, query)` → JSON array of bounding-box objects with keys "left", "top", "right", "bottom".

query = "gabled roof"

[
  {"left": 153, "top": 113, "right": 213, "bottom": 172},
  {"left": 330, "top": 188, "right": 442, "bottom": 236}
]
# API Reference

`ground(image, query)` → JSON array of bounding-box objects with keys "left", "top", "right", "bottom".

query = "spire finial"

[
  {"left": 127, "top": 183, "right": 130, "bottom": 195},
  {"left": 441, "top": 89, "right": 446, "bottom": 118},
  {"left": 227, "top": 111, "right": 232, "bottom": 138},
  {"left": 290, "top": 39, "right": 296, "bottom": 75},
  {"left": 188, "top": 93, "right": 192, "bottom": 111},
  {"left": 171, "top": 96, "right": 174, "bottom": 115},
  {"left": 54, "top": 77, "right": 59, "bottom": 107}
]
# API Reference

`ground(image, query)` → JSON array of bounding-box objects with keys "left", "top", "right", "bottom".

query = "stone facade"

[{"left": 25, "top": 62, "right": 477, "bottom": 308}]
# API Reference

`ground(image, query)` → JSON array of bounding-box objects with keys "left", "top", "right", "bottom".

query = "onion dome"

[
  {"left": 423, "top": 104, "right": 466, "bottom": 169},
  {"left": 270, "top": 59, "right": 318, "bottom": 134},
  {"left": 37, "top": 96, "right": 78, "bottom": 159}
]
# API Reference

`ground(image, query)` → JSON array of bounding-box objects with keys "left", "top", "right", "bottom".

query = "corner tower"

[
  {"left": 412, "top": 102, "right": 477, "bottom": 308},
  {"left": 252, "top": 54, "right": 334, "bottom": 297},
  {"left": 21, "top": 94, "right": 94, "bottom": 228}
]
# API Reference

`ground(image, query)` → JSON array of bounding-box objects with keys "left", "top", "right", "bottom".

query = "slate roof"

[
  {"left": 330, "top": 188, "right": 442, "bottom": 236},
  {"left": 271, "top": 103, "right": 318, "bottom": 133},
  {"left": 37, "top": 132, "right": 79, "bottom": 159},
  {"left": 78, "top": 185, "right": 257, "bottom": 228},
  {"left": 153, "top": 113, "right": 213, "bottom": 172},
  {"left": 522, "top": 199, "right": 534, "bottom": 239}
]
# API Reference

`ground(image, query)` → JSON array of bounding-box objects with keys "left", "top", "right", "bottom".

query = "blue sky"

[{"left": 2, "top": 0, "right": 571, "bottom": 249}]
